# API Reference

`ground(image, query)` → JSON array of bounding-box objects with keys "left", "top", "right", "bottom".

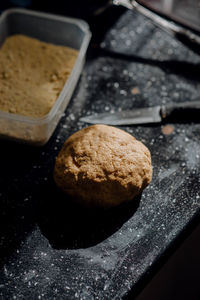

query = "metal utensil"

[
  {"left": 80, "top": 101, "right": 200, "bottom": 125},
  {"left": 112, "top": 0, "right": 200, "bottom": 45},
  {"left": 95, "top": 0, "right": 200, "bottom": 46}
]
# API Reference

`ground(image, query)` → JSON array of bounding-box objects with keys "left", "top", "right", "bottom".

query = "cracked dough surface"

[
  {"left": 54, "top": 125, "right": 152, "bottom": 208},
  {"left": 0, "top": 34, "right": 78, "bottom": 117}
]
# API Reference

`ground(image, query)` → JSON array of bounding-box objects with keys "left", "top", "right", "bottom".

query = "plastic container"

[{"left": 0, "top": 8, "right": 91, "bottom": 145}]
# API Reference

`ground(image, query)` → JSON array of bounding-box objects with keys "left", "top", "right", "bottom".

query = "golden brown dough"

[{"left": 54, "top": 124, "right": 152, "bottom": 208}]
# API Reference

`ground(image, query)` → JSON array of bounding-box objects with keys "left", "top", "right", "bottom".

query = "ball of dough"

[{"left": 54, "top": 124, "right": 152, "bottom": 208}]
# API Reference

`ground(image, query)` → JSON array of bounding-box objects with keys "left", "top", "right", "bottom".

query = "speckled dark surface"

[{"left": 1, "top": 6, "right": 200, "bottom": 300}]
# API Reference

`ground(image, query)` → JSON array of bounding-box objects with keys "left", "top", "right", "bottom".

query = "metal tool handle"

[
  {"left": 112, "top": 0, "right": 200, "bottom": 45},
  {"left": 161, "top": 101, "right": 200, "bottom": 122}
]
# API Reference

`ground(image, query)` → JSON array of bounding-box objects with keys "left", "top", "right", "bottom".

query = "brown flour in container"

[{"left": 0, "top": 34, "right": 78, "bottom": 118}]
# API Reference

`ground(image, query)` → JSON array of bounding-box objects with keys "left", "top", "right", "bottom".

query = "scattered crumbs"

[
  {"left": 23, "top": 270, "right": 36, "bottom": 282},
  {"left": 70, "top": 114, "right": 75, "bottom": 121},
  {"left": 173, "top": 92, "right": 180, "bottom": 98},
  {"left": 146, "top": 81, "right": 152, "bottom": 88},
  {"left": 150, "top": 138, "right": 155, "bottom": 145},
  {"left": 128, "top": 71, "right": 134, "bottom": 77},
  {"left": 120, "top": 89, "right": 127, "bottom": 96},
  {"left": 100, "top": 41, "right": 106, "bottom": 48},
  {"left": 161, "top": 125, "right": 174, "bottom": 135},
  {"left": 111, "top": 40, "right": 117, "bottom": 47},
  {"left": 103, "top": 283, "right": 109, "bottom": 291},
  {"left": 125, "top": 39, "right": 131, "bottom": 46},
  {"left": 131, "top": 87, "right": 140, "bottom": 95},
  {"left": 4, "top": 266, "right": 8, "bottom": 276},
  {"left": 167, "top": 49, "right": 173, "bottom": 55},
  {"left": 161, "top": 91, "right": 168, "bottom": 97},
  {"left": 102, "top": 66, "right": 108, "bottom": 72},
  {"left": 65, "top": 286, "right": 70, "bottom": 290},
  {"left": 114, "top": 82, "right": 119, "bottom": 88}
]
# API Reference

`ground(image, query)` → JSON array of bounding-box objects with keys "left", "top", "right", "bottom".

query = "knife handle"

[{"left": 161, "top": 101, "right": 200, "bottom": 122}]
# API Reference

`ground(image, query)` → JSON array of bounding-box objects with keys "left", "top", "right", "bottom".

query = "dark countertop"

[
  {"left": 0, "top": 5, "right": 200, "bottom": 300},
  {"left": 137, "top": 222, "right": 200, "bottom": 300}
]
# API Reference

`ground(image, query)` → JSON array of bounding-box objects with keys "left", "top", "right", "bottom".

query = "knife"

[{"left": 80, "top": 101, "right": 200, "bottom": 125}]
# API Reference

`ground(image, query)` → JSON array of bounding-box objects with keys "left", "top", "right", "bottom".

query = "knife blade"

[{"left": 80, "top": 101, "right": 200, "bottom": 125}]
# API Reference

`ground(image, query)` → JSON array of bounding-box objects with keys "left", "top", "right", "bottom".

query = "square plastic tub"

[{"left": 0, "top": 8, "right": 91, "bottom": 145}]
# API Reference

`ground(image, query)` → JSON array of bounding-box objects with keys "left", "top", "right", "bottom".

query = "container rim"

[
  {"left": 0, "top": 8, "right": 91, "bottom": 33},
  {"left": 0, "top": 8, "right": 92, "bottom": 125}
]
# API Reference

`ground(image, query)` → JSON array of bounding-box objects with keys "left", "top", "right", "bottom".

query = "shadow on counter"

[
  {"left": 0, "top": 140, "right": 43, "bottom": 269},
  {"left": 36, "top": 176, "right": 140, "bottom": 249},
  {"left": 88, "top": 46, "right": 200, "bottom": 83}
]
